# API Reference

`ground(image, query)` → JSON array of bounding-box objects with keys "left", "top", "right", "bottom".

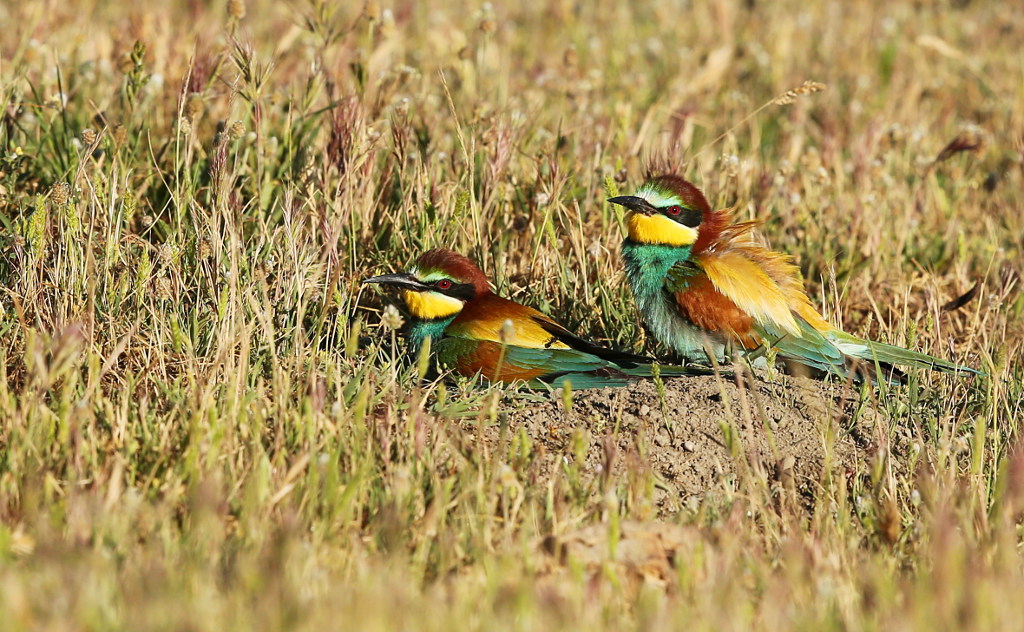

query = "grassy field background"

[{"left": 1, "top": 0, "right": 1022, "bottom": 629}]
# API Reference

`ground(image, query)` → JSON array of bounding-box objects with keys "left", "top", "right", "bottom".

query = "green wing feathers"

[
  {"left": 437, "top": 332, "right": 723, "bottom": 388},
  {"left": 756, "top": 317, "right": 846, "bottom": 375}
]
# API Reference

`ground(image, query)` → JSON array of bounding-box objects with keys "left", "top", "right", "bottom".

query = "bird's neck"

[
  {"left": 621, "top": 240, "right": 692, "bottom": 292},
  {"left": 406, "top": 316, "right": 456, "bottom": 355}
]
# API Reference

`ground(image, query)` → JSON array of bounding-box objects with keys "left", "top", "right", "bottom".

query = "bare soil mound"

[{"left": 476, "top": 374, "right": 883, "bottom": 516}]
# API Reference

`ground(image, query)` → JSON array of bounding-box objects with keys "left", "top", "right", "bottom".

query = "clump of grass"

[{"left": 0, "top": 0, "right": 1022, "bottom": 630}]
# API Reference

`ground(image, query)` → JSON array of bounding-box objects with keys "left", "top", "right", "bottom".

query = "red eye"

[
  {"left": 436, "top": 279, "right": 452, "bottom": 290},
  {"left": 667, "top": 205, "right": 683, "bottom": 216}
]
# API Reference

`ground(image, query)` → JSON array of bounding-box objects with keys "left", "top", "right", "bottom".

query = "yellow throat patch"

[
  {"left": 403, "top": 290, "right": 464, "bottom": 320},
  {"left": 626, "top": 213, "right": 698, "bottom": 247}
]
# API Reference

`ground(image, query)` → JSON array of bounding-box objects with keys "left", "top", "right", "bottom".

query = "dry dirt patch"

[{"left": 470, "top": 374, "right": 883, "bottom": 515}]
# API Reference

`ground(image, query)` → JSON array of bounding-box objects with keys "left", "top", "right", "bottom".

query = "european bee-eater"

[
  {"left": 363, "top": 248, "right": 713, "bottom": 388},
  {"left": 608, "top": 174, "right": 980, "bottom": 382}
]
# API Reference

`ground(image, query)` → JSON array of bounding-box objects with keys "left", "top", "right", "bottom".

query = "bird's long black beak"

[
  {"left": 362, "top": 272, "right": 428, "bottom": 292},
  {"left": 607, "top": 195, "right": 656, "bottom": 216}
]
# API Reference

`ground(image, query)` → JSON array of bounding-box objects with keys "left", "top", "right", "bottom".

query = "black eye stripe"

[
  {"left": 680, "top": 208, "right": 702, "bottom": 227},
  {"left": 432, "top": 281, "right": 475, "bottom": 301},
  {"left": 660, "top": 205, "right": 702, "bottom": 228}
]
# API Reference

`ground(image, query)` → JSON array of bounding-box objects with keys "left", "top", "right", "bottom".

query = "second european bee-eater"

[
  {"left": 608, "top": 174, "right": 980, "bottom": 382},
  {"left": 363, "top": 248, "right": 713, "bottom": 388}
]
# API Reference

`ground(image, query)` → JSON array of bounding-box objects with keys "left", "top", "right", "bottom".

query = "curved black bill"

[
  {"left": 607, "top": 195, "right": 656, "bottom": 215},
  {"left": 362, "top": 272, "right": 427, "bottom": 292}
]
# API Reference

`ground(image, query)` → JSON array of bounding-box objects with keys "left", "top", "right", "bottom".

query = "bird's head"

[
  {"left": 363, "top": 248, "right": 490, "bottom": 320},
  {"left": 608, "top": 174, "right": 711, "bottom": 248}
]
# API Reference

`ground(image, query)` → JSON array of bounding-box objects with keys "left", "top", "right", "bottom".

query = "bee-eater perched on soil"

[
  {"left": 609, "top": 174, "right": 981, "bottom": 383},
  {"left": 364, "top": 248, "right": 714, "bottom": 388}
]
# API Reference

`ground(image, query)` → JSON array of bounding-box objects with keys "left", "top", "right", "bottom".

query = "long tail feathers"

[{"left": 827, "top": 330, "right": 983, "bottom": 380}]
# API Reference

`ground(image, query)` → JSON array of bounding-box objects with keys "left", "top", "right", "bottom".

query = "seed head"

[
  {"left": 81, "top": 128, "right": 98, "bottom": 145},
  {"left": 793, "top": 80, "right": 826, "bottom": 95},
  {"left": 479, "top": 18, "right": 497, "bottom": 34},
  {"left": 228, "top": 120, "right": 245, "bottom": 140},
  {"left": 394, "top": 96, "right": 411, "bottom": 117},
  {"left": 120, "top": 191, "right": 138, "bottom": 220},
  {"left": 498, "top": 464, "right": 518, "bottom": 489},
  {"left": 157, "top": 242, "right": 176, "bottom": 266},
  {"left": 382, "top": 304, "right": 405, "bottom": 331},
  {"left": 184, "top": 93, "right": 204, "bottom": 119},
  {"left": 772, "top": 80, "right": 826, "bottom": 106},
  {"left": 197, "top": 238, "right": 214, "bottom": 261},
  {"left": 50, "top": 182, "right": 71, "bottom": 208},
  {"left": 721, "top": 153, "right": 740, "bottom": 178},
  {"left": 379, "top": 9, "right": 395, "bottom": 36},
  {"left": 227, "top": 0, "right": 246, "bottom": 19},
  {"left": 26, "top": 202, "right": 48, "bottom": 254},
  {"left": 153, "top": 275, "right": 173, "bottom": 301},
  {"left": 500, "top": 319, "right": 516, "bottom": 344}
]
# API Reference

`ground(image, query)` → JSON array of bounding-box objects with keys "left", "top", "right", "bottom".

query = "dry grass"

[{"left": 0, "top": 0, "right": 1022, "bottom": 629}]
